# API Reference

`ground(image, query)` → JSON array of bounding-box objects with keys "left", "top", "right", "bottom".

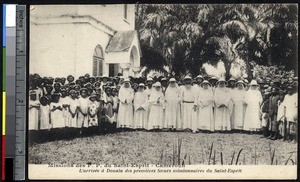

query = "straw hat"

[
  {"left": 200, "top": 80, "right": 211, "bottom": 87},
  {"left": 169, "top": 78, "right": 177, "bottom": 83},
  {"left": 183, "top": 75, "right": 192, "bottom": 80},
  {"left": 153, "top": 82, "right": 161, "bottom": 87},
  {"left": 102, "top": 75, "right": 109, "bottom": 79},
  {"left": 228, "top": 77, "right": 236, "bottom": 82},
  {"left": 209, "top": 76, "right": 218, "bottom": 81},
  {"left": 216, "top": 78, "right": 227, "bottom": 85},
  {"left": 249, "top": 80, "right": 259, "bottom": 86},
  {"left": 123, "top": 78, "right": 130, "bottom": 83},
  {"left": 235, "top": 80, "right": 245, "bottom": 86},
  {"left": 138, "top": 83, "right": 145, "bottom": 87},
  {"left": 146, "top": 77, "right": 154, "bottom": 83},
  {"left": 161, "top": 78, "right": 167, "bottom": 82},
  {"left": 196, "top": 75, "right": 203, "bottom": 80}
]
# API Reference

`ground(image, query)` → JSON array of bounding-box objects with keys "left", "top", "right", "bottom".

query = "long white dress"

[
  {"left": 59, "top": 96, "right": 71, "bottom": 127},
  {"left": 195, "top": 87, "right": 215, "bottom": 131},
  {"left": 78, "top": 97, "right": 89, "bottom": 128},
  {"left": 214, "top": 87, "right": 232, "bottom": 131},
  {"left": 133, "top": 90, "right": 148, "bottom": 129},
  {"left": 50, "top": 102, "right": 64, "bottom": 128},
  {"left": 117, "top": 86, "right": 134, "bottom": 128},
  {"left": 191, "top": 84, "right": 202, "bottom": 130},
  {"left": 29, "top": 100, "right": 40, "bottom": 130},
  {"left": 243, "top": 89, "right": 263, "bottom": 131},
  {"left": 148, "top": 89, "right": 165, "bottom": 129},
  {"left": 40, "top": 105, "right": 50, "bottom": 130},
  {"left": 164, "top": 85, "right": 181, "bottom": 129},
  {"left": 281, "top": 93, "right": 298, "bottom": 122},
  {"left": 68, "top": 98, "right": 79, "bottom": 128},
  {"left": 232, "top": 88, "right": 246, "bottom": 130},
  {"left": 181, "top": 85, "right": 196, "bottom": 129}
]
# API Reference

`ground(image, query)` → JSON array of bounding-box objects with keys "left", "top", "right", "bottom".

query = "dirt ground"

[{"left": 29, "top": 131, "right": 297, "bottom": 165}]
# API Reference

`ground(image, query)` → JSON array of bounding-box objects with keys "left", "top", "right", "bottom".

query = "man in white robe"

[
  {"left": 117, "top": 78, "right": 134, "bottom": 129},
  {"left": 181, "top": 75, "right": 196, "bottom": 130},
  {"left": 148, "top": 82, "right": 165, "bottom": 130},
  {"left": 232, "top": 80, "right": 246, "bottom": 131},
  {"left": 214, "top": 78, "right": 233, "bottom": 132},
  {"left": 194, "top": 80, "right": 214, "bottom": 132},
  {"left": 133, "top": 83, "right": 148, "bottom": 129},
  {"left": 243, "top": 80, "right": 263, "bottom": 132},
  {"left": 164, "top": 78, "right": 181, "bottom": 130}
]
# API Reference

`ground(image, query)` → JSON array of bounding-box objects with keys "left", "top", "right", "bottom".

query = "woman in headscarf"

[
  {"left": 243, "top": 80, "right": 263, "bottom": 133},
  {"left": 232, "top": 80, "right": 246, "bottom": 131},
  {"left": 133, "top": 83, "right": 148, "bottom": 130},
  {"left": 117, "top": 78, "right": 134, "bottom": 129},
  {"left": 148, "top": 82, "right": 165, "bottom": 130},
  {"left": 194, "top": 80, "right": 215, "bottom": 132},
  {"left": 214, "top": 78, "right": 232, "bottom": 132},
  {"left": 164, "top": 78, "right": 181, "bottom": 130}
]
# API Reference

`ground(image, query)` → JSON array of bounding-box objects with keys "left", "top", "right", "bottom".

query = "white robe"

[
  {"left": 68, "top": 98, "right": 79, "bottom": 128},
  {"left": 29, "top": 100, "right": 40, "bottom": 130},
  {"left": 78, "top": 97, "right": 89, "bottom": 128},
  {"left": 232, "top": 88, "right": 246, "bottom": 130},
  {"left": 117, "top": 86, "right": 134, "bottom": 128},
  {"left": 281, "top": 93, "right": 298, "bottom": 122},
  {"left": 214, "top": 87, "right": 232, "bottom": 131},
  {"left": 148, "top": 90, "right": 165, "bottom": 129},
  {"left": 40, "top": 105, "right": 50, "bottom": 130},
  {"left": 133, "top": 91, "right": 148, "bottom": 129},
  {"left": 181, "top": 85, "right": 197, "bottom": 129},
  {"left": 59, "top": 96, "right": 71, "bottom": 127},
  {"left": 164, "top": 85, "right": 181, "bottom": 129},
  {"left": 50, "top": 102, "right": 64, "bottom": 128},
  {"left": 243, "top": 89, "right": 263, "bottom": 131},
  {"left": 195, "top": 88, "right": 215, "bottom": 131}
]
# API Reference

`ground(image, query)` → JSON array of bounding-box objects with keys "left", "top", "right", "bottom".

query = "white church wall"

[{"left": 30, "top": 22, "right": 110, "bottom": 78}]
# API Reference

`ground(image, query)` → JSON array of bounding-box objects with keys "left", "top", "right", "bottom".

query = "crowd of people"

[{"left": 28, "top": 70, "right": 298, "bottom": 143}]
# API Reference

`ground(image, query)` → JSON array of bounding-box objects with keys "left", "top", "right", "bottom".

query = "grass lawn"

[{"left": 29, "top": 131, "right": 297, "bottom": 165}]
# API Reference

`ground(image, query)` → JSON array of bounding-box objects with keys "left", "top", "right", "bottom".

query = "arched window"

[{"left": 92, "top": 45, "right": 104, "bottom": 76}]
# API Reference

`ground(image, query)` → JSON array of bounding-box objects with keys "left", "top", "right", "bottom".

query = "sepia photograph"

[{"left": 28, "top": 4, "right": 298, "bottom": 180}]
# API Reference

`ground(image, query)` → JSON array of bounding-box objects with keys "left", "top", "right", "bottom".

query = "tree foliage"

[{"left": 136, "top": 4, "right": 298, "bottom": 78}]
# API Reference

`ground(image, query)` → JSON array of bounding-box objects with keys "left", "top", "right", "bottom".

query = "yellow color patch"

[{"left": 2, "top": 92, "right": 6, "bottom": 135}]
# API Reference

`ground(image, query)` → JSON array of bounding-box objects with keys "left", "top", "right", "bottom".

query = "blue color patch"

[{"left": 3, "top": 4, "right": 6, "bottom": 46}]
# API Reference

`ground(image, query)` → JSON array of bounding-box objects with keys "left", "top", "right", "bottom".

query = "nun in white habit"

[
  {"left": 117, "top": 78, "right": 134, "bottom": 128},
  {"left": 148, "top": 82, "right": 165, "bottom": 130},
  {"left": 243, "top": 80, "right": 263, "bottom": 132},
  {"left": 193, "top": 80, "right": 215, "bottom": 132},
  {"left": 133, "top": 83, "right": 148, "bottom": 129},
  {"left": 232, "top": 80, "right": 246, "bottom": 130},
  {"left": 164, "top": 78, "right": 181, "bottom": 129},
  {"left": 181, "top": 75, "right": 197, "bottom": 130},
  {"left": 214, "top": 78, "right": 233, "bottom": 131}
]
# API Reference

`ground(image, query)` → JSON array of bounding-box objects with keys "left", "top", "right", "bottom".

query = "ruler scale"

[{"left": 15, "top": 5, "right": 26, "bottom": 181}]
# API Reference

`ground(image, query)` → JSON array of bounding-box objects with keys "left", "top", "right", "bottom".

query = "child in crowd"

[
  {"left": 39, "top": 96, "right": 50, "bottom": 142},
  {"left": 77, "top": 88, "right": 89, "bottom": 135},
  {"left": 50, "top": 93, "right": 64, "bottom": 140},
  {"left": 29, "top": 91, "right": 40, "bottom": 144}
]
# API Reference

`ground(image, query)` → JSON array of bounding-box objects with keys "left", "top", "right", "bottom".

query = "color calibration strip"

[
  {"left": 2, "top": 4, "right": 7, "bottom": 180},
  {"left": 3, "top": 4, "right": 18, "bottom": 180}
]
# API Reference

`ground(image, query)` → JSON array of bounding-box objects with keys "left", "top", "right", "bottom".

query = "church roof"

[{"left": 106, "top": 30, "right": 137, "bottom": 52}]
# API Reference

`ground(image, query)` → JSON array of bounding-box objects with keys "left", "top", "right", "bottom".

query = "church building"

[{"left": 30, "top": 5, "right": 142, "bottom": 78}]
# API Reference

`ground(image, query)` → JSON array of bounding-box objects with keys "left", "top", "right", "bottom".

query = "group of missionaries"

[{"left": 28, "top": 72, "right": 298, "bottom": 143}]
